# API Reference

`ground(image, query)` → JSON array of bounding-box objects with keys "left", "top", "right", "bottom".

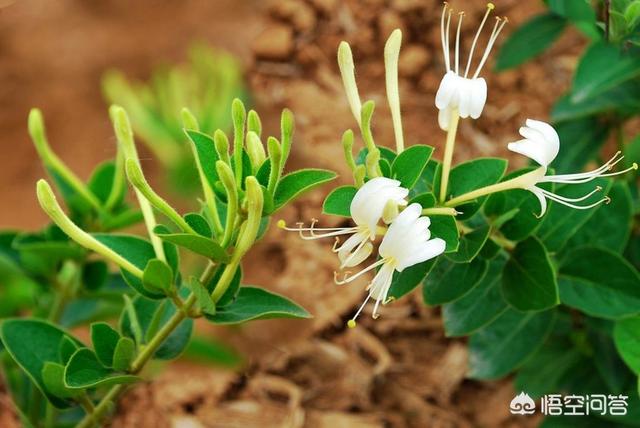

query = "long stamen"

[
  {"left": 540, "top": 187, "right": 601, "bottom": 203},
  {"left": 339, "top": 236, "right": 369, "bottom": 269},
  {"left": 455, "top": 12, "right": 464, "bottom": 74},
  {"left": 445, "top": 7, "right": 453, "bottom": 72},
  {"left": 545, "top": 162, "right": 638, "bottom": 184},
  {"left": 348, "top": 292, "right": 373, "bottom": 328},
  {"left": 465, "top": 2, "right": 494, "bottom": 78},
  {"left": 334, "top": 258, "right": 386, "bottom": 285},
  {"left": 472, "top": 16, "right": 507, "bottom": 79},
  {"left": 544, "top": 191, "right": 610, "bottom": 210},
  {"left": 543, "top": 152, "right": 624, "bottom": 181},
  {"left": 441, "top": 2, "right": 450, "bottom": 72},
  {"left": 278, "top": 219, "right": 357, "bottom": 240}
]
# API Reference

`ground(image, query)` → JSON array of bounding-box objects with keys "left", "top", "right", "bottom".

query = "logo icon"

[{"left": 510, "top": 392, "right": 536, "bottom": 415}]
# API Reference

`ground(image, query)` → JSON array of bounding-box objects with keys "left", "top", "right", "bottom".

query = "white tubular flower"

[
  {"left": 435, "top": 2, "right": 507, "bottom": 130},
  {"left": 279, "top": 177, "right": 408, "bottom": 268},
  {"left": 507, "top": 119, "right": 638, "bottom": 216},
  {"left": 336, "top": 203, "right": 446, "bottom": 325}
]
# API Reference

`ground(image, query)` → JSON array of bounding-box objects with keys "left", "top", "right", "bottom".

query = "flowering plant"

[
  {"left": 0, "top": 101, "right": 334, "bottom": 427},
  {"left": 279, "top": 2, "right": 640, "bottom": 423}
]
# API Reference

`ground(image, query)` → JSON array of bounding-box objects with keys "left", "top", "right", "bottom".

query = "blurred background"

[{"left": 0, "top": 0, "right": 603, "bottom": 426}]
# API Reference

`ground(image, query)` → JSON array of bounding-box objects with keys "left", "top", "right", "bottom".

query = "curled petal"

[
  {"left": 435, "top": 71, "right": 458, "bottom": 110},
  {"left": 469, "top": 78, "right": 487, "bottom": 119}
]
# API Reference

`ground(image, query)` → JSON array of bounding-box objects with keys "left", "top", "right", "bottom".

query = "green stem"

[
  {"left": 439, "top": 109, "right": 460, "bottom": 203},
  {"left": 421, "top": 207, "right": 458, "bottom": 216},
  {"left": 74, "top": 262, "right": 217, "bottom": 428}
]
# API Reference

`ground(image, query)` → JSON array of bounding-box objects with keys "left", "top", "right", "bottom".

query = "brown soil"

[{"left": 0, "top": 0, "right": 584, "bottom": 427}]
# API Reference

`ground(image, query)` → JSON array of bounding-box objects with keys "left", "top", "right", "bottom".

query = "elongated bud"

[
  {"left": 125, "top": 159, "right": 196, "bottom": 234},
  {"left": 365, "top": 148, "right": 382, "bottom": 178},
  {"left": 110, "top": 104, "right": 165, "bottom": 261},
  {"left": 267, "top": 137, "right": 283, "bottom": 195},
  {"left": 342, "top": 129, "right": 356, "bottom": 172},
  {"left": 354, "top": 164, "right": 366, "bottom": 188},
  {"left": 36, "top": 179, "right": 143, "bottom": 278},
  {"left": 337, "top": 42, "right": 362, "bottom": 126},
  {"left": 214, "top": 130, "right": 231, "bottom": 165},
  {"left": 384, "top": 29, "right": 405, "bottom": 153},
  {"left": 216, "top": 160, "right": 238, "bottom": 247},
  {"left": 247, "top": 109, "right": 262, "bottom": 137},
  {"left": 29, "top": 109, "right": 102, "bottom": 211},
  {"left": 360, "top": 100, "right": 377, "bottom": 152},
  {"left": 181, "top": 107, "right": 200, "bottom": 131},
  {"left": 232, "top": 98, "right": 246, "bottom": 187},
  {"left": 236, "top": 176, "right": 264, "bottom": 254},
  {"left": 280, "top": 108, "right": 294, "bottom": 165},
  {"left": 246, "top": 131, "right": 266, "bottom": 171}
]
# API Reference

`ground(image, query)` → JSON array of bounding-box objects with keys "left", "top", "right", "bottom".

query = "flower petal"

[
  {"left": 396, "top": 238, "right": 446, "bottom": 271},
  {"left": 435, "top": 71, "right": 458, "bottom": 110},
  {"left": 527, "top": 186, "right": 548, "bottom": 217},
  {"left": 469, "top": 78, "right": 487, "bottom": 119}
]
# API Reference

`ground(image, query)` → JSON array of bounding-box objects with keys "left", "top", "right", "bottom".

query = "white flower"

[
  {"left": 336, "top": 203, "right": 446, "bottom": 324},
  {"left": 435, "top": 2, "right": 507, "bottom": 130},
  {"left": 507, "top": 119, "right": 638, "bottom": 216},
  {"left": 279, "top": 177, "right": 408, "bottom": 268}
]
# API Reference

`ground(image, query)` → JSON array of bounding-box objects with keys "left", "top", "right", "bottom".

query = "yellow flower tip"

[
  {"left": 347, "top": 319, "right": 357, "bottom": 329},
  {"left": 487, "top": 2, "right": 495, "bottom": 10},
  {"left": 632, "top": 162, "right": 639, "bottom": 170},
  {"left": 277, "top": 219, "right": 286, "bottom": 229}
]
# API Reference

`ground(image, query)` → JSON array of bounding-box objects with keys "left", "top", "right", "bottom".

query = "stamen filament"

[
  {"left": 339, "top": 236, "right": 369, "bottom": 269},
  {"left": 455, "top": 12, "right": 464, "bottom": 74},
  {"left": 441, "top": 2, "right": 450, "bottom": 72},
  {"left": 334, "top": 258, "right": 386, "bottom": 285},
  {"left": 472, "top": 17, "right": 507, "bottom": 79},
  {"left": 543, "top": 152, "right": 624, "bottom": 181},
  {"left": 445, "top": 7, "right": 453, "bottom": 72},
  {"left": 539, "top": 187, "right": 601, "bottom": 203},
  {"left": 464, "top": 3, "right": 494, "bottom": 78},
  {"left": 278, "top": 219, "right": 358, "bottom": 240},
  {"left": 543, "top": 192, "right": 610, "bottom": 210}
]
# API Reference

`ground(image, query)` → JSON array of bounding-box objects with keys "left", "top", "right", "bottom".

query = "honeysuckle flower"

[
  {"left": 435, "top": 2, "right": 507, "bottom": 130},
  {"left": 506, "top": 119, "right": 638, "bottom": 216},
  {"left": 335, "top": 203, "right": 446, "bottom": 325},
  {"left": 445, "top": 119, "right": 638, "bottom": 215},
  {"left": 279, "top": 177, "right": 408, "bottom": 268}
]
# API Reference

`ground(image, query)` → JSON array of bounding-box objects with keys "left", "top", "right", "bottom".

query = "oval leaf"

[
  {"left": 274, "top": 169, "right": 336, "bottom": 210},
  {"left": 391, "top": 144, "right": 434, "bottom": 188},
  {"left": 64, "top": 348, "right": 139, "bottom": 389},
  {"left": 322, "top": 186, "right": 357, "bottom": 217}
]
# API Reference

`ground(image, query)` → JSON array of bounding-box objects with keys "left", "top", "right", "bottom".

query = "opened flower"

[
  {"left": 435, "top": 2, "right": 507, "bottom": 130},
  {"left": 506, "top": 119, "right": 638, "bottom": 215},
  {"left": 334, "top": 203, "right": 445, "bottom": 325},
  {"left": 279, "top": 177, "right": 408, "bottom": 268},
  {"left": 445, "top": 119, "right": 638, "bottom": 215}
]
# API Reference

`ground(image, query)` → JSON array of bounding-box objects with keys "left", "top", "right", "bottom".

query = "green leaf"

[
  {"left": 468, "top": 308, "right": 556, "bottom": 379},
  {"left": 495, "top": 13, "right": 566, "bottom": 71},
  {"left": 552, "top": 80, "right": 640, "bottom": 122},
  {"left": 388, "top": 258, "right": 437, "bottom": 300},
  {"left": 559, "top": 246, "right": 640, "bottom": 319},
  {"left": 185, "top": 130, "right": 219, "bottom": 188},
  {"left": 90, "top": 322, "right": 120, "bottom": 367},
  {"left": 423, "top": 256, "right": 488, "bottom": 305},
  {"left": 206, "top": 287, "right": 310, "bottom": 325},
  {"left": 536, "top": 178, "right": 611, "bottom": 252},
  {"left": 565, "top": 181, "right": 633, "bottom": 253},
  {"left": 447, "top": 158, "right": 507, "bottom": 219},
  {"left": 92, "top": 233, "right": 178, "bottom": 299},
  {"left": 88, "top": 161, "right": 119, "bottom": 206},
  {"left": 391, "top": 144, "right": 434, "bottom": 188},
  {"left": 322, "top": 186, "right": 357, "bottom": 217},
  {"left": 0, "top": 319, "right": 83, "bottom": 407},
  {"left": 188, "top": 277, "right": 217, "bottom": 316},
  {"left": 430, "top": 215, "right": 459, "bottom": 253},
  {"left": 142, "top": 259, "right": 174, "bottom": 295},
  {"left": 112, "top": 337, "right": 135, "bottom": 372},
  {"left": 58, "top": 336, "right": 78, "bottom": 365},
  {"left": 502, "top": 236, "right": 559, "bottom": 312},
  {"left": 446, "top": 225, "right": 490, "bottom": 263},
  {"left": 548, "top": 0, "right": 596, "bottom": 23},
  {"left": 571, "top": 41, "right": 640, "bottom": 103},
  {"left": 119, "top": 296, "right": 193, "bottom": 360},
  {"left": 184, "top": 212, "right": 212, "bottom": 237},
  {"left": 153, "top": 227, "right": 230, "bottom": 263},
  {"left": 409, "top": 192, "right": 436, "bottom": 208},
  {"left": 273, "top": 169, "right": 336, "bottom": 211},
  {"left": 42, "top": 362, "right": 80, "bottom": 399},
  {"left": 442, "top": 255, "right": 508, "bottom": 337},
  {"left": 64, "top": 348, "right": 139, "bottom": 389},
  {"left": 551, "top": 118, "right": 610, "bottom": 171}
]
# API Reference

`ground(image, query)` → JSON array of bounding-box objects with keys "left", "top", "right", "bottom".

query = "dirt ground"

[{"left": 0, "top": 0, "right": 585, "bottom": 426}]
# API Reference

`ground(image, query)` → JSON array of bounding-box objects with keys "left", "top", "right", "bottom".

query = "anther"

[
  {"left": 487, "top": 2, "right": 495, "bottom": 10},
  {"left": 347, "top": 319, "right": 357, "bottom": 329},
  {"left": 605, "top": 196, "right": 612, "bottom": 205},
  {"left": 277, "top": 219, "right": 286, "bottom": 229}
]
